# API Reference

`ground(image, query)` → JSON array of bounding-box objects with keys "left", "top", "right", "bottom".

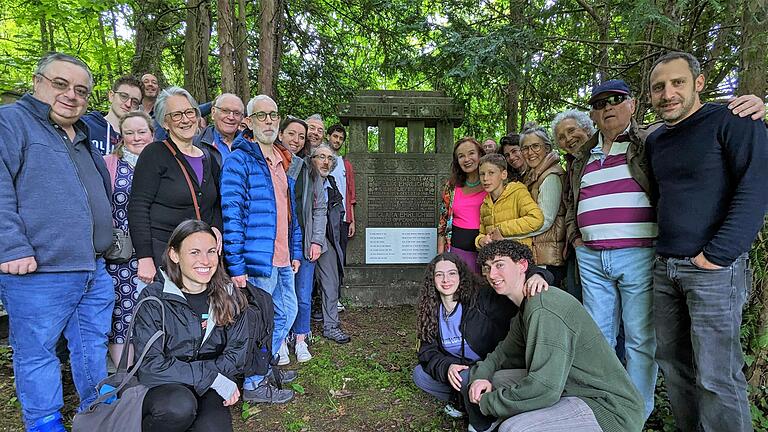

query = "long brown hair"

[
  {"left": 449, "top": 137, "right": 485, "bottom": 188},
  {"left": 164, "top": 220, "right": 247, "bottom": 326},
  {"left": 417, "top": 253, "right": 481, "bottom": 344}
]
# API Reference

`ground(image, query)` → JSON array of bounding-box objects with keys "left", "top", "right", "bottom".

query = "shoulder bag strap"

[
  {"left": 87, "top": 329, "right": 163, "bottom": 409},
  {"left": 116, "top": 295, "right": 167, "bottom": 372},
  {"left": 162, "top": 140, "right": 201, "bottom": 220}
]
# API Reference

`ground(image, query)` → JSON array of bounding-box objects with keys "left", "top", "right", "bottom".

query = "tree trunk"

[
  {"left": 635, "top": 22, "right": 656, "bottom": 122},
  {"left": 738, "top": 0, "right": 768, "bottom": 97},
  {"left": 39, "top": 16, "right": 49, "bottom": 52},
  {"left": 183, "top": 0, "right": 212, "bottom": 103},
  {"left": 504, "top": 0, "right": 526, "bottom": 133},
  {"left": 660, "top": 0, "right": 681, "bottom": 49},
  {"left": 217, "top": 0, "right": 236, "bottom": 94},
  {"left": 234, "top": 0, "right": 251, "bottom": 103},
  {"left": 97, "top": 14, "right": 113, "bottom": 80},
  {"left": 110, "top": 8, "right": 124, "bottom": 76},
  {"left": 132, "top": 0, "right": 170, "bottom": 84},
  {"left": 741, "top": 0, "right": 768, "bottom": 404},
  {"left": 506, "top": 80, "right": 519, "bottom": 134},
  {"left": 258, "top": 0, "right": 283, "bottom": 97}
]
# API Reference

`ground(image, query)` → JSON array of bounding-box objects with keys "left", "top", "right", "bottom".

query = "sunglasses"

[{"left": 591, "top": 94, "right": 629, "bottom": 110}]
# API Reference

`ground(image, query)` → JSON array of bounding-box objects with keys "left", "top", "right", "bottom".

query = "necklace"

[
  {"left": 464, "top": 179, "right": 480, "bottom": 187},
  {"left": 441, "top": 302, "right": 458, "bottom": 323}
]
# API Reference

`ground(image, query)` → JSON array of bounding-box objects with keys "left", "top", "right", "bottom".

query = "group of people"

[
  {"left": 0, "top": 49, "right": 766, "bottom": 432},
  {"left": 0, "top": 52, "right": 358, "bottom": 432},
  {"left": 418, "top": 51, "right": 768, "bottom": 432}
]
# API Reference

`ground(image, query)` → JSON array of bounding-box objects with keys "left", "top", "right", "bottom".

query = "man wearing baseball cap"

[{"left": 563, "top": 79, "right": 660, "bottom": 419}]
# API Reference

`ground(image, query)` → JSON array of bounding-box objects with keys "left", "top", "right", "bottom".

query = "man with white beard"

[{"left": 221, "top": 95, "right": 302, "bottom": 404}]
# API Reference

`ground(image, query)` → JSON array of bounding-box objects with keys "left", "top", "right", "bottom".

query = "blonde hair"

[{"left": 112, "top": 111, "right": 155, "bottom": 157}]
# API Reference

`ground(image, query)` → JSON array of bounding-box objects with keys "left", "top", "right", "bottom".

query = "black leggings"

[{"left": 142, "top": 384, "right": 232, "bottom": 432}]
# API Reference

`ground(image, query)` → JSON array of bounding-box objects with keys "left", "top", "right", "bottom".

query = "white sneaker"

[
  {"left": 277, "top": 340, "right": 290, "bottom": 366},
  {"left": 337, "top": 300, "right": 345, "bottom": 312},
  {"left": 295, "top": 340, "right": 312, "bottom": 363}
]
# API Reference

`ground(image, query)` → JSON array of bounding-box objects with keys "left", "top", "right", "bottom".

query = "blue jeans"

[
  {"left": 575, "top": 246, "right": 657, "bottom": 418},
  {"left": 292, "top": 256, "right": 315, "bottom": 335},
  {"left": 0, "top": 259, "right": 114, "bottom": 427},
  {"left": 653, "top": 255, "right": 751, "bottom": 432},
  {"left": 244, "top": 265, "right": 298, "bottom": 388}
]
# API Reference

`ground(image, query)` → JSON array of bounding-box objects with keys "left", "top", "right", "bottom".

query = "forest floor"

[{"left": 0, "top": 305, "right": 680, "bottom": 432}]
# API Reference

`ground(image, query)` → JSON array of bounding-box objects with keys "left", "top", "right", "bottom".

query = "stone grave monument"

[{"left": 339, "top": 90, "right": 464, "bottom": 305}]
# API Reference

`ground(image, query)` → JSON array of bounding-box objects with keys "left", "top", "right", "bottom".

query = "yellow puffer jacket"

[{"left": 475, "top": 181, "right": 544, "bottom": 249}]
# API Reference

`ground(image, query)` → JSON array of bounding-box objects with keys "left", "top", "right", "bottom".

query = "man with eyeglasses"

[
  {"left": 0, "top": 52, "right": 114, "bottom": 432},
  {"left": 82, "top": 74, "right": 144, "bottom": 155},
  {"left": 221, "top": 95, "right": 301, "bottom": 404},
  {"left": 194, "top": 93, "right": 245, "bottom": 165},
  {"left": 563, "top": 79, "right": 660, "bottom": 420},
  {"left": 326, "top": 124, "right": 355, "bottom": 315}
]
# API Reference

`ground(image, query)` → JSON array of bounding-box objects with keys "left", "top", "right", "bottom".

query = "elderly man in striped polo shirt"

[{"left": 563, "top": 79, "right": 659, "bottom": 419}]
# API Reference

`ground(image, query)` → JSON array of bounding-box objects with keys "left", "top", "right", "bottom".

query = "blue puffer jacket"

[{"left": 221, "top": 129, "right": 302, "bottom": 278}]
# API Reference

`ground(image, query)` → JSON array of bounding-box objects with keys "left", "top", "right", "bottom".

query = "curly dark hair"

[
  {"left": 449, "top": 137, "right": 485, "bottom": 188},
  {"left": 477, "top": 239, "right": 534, "bottom": 270},
  {"left": 417, "top": 253, "right": 481, "bottom": 344}
]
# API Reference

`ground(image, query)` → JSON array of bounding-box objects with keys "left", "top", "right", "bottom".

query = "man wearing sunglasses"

[
  {"left": 194, "top": 93, "right": 245, "bottom": 165},
  {"left": 0, "top": 52, "right": 115, "bottom": 432},
  {"left": 563, "top": 79, "right": 660, "bottom": 420},
  {"left": 82, "top": 74, "right": 144, "bottom": 155}
]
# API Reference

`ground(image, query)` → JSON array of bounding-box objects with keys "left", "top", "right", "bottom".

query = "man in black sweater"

[{"left": 646, "top": 51, "right": 768, "bottom": 432}]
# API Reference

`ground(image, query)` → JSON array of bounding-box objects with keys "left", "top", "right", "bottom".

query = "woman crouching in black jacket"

[
  {"left": 133, "top": 219, "right": 248, "bottom": 432},
  {"left": 413, "top": 252, "right": 552, "bottom": 418}
]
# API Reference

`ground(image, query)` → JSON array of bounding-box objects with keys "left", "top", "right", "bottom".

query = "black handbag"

[
  {"left": 104, "top": 228, "right": 133, "bottom": 264},
  {"left": 72, "top": 296, "right": 166, "bottom": 432}
]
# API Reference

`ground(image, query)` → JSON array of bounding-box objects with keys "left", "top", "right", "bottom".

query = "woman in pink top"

[{"left": 438, "top": 137, "right": 487, "bottom": 273}]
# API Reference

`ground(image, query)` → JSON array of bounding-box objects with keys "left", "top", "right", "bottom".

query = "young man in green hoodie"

[{"left": 462, "top": 240, "right": 644, "bottom": 432}]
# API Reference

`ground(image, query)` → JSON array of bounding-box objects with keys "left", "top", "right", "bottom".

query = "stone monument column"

[{"left": 338, "top": 91, "right": 463, "bottom": 305}]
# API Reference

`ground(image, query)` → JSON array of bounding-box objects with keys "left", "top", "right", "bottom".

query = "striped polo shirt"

[{"left": 577, "top": 134, "right": 656, "bottom": 249}]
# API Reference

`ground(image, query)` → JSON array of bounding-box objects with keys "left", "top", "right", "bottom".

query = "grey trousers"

[
  {"left": 462, "top": 369, "right": 601, "bottom": 432},
  {"left": 653, "top": 255, "right": 752, "bottom": 432},
  {"left": 315, "top": 244, "right": 340, "bottom": 330}
]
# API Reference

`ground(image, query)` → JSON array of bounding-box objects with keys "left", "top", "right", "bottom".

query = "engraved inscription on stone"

[{"left": 367, "top": 174, "right": 435, "bottom": 227}]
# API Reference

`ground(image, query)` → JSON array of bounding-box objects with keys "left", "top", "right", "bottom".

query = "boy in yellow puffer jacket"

[{"left": 475, "top": 154, "right": 543, "bottom": 249}]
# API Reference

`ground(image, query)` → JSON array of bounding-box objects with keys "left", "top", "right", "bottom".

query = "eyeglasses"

[
  {"left": 250, "top": 111, "right": 280, "bottom": 122},
  {"left": 591, "top": 94, "right": 628, "bottom": 110},
  {"left": 165, "top": 108, "right": 198, "bottom": 122},
  {"left": 114, "top": 91, "right": 141, "bottom": 109},
  {"left": 37, "top": 74, "right": 90, "bottom": 99},
  {"left": 215, "top": 106, "right": 244, "bottom": 119},
  {"left": 312, "top": 154, "right": 333, "bottom": 162},
  {"left": 520, "top": 143, "right": 544, "bottom": 153}
]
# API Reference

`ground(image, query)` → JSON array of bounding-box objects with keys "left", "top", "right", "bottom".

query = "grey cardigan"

[{"left": 287, "top": 154, "right": 329, "bottom": 258}]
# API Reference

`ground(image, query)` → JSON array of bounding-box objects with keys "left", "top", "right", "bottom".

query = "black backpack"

[{"left": 241, "top": 281, "right": 275, "bottom": 378}]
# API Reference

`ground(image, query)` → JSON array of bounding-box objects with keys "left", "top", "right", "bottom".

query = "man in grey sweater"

[{"left": 0, "top": 52, "right": 114, "bottom": 432}]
